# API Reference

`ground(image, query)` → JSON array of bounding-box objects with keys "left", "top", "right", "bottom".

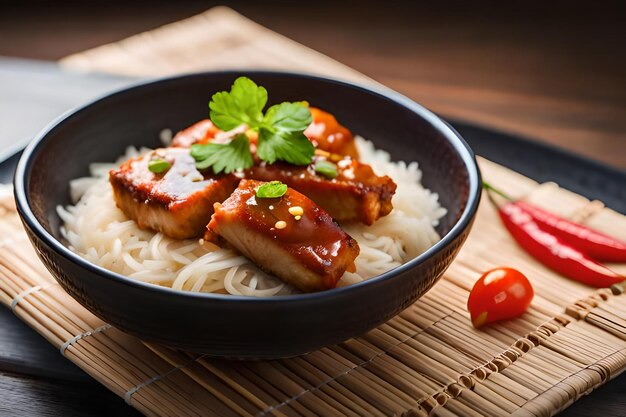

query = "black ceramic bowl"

[{"left": 14, "top": 71, "right": 480, "bottom": 359}]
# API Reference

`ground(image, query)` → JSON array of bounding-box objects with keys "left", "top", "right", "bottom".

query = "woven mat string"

[
  {"left": 257, "top": 313, "right": 454, "bottom": 416},
  {"left": 10, "top": 283, "right": 58, "bottom": 311},
  {"left": 59, "top": 324, "right": 112, "bottom": 357},
  {"left": 124, "top": 354, "right": 206, "bottom": 405}
]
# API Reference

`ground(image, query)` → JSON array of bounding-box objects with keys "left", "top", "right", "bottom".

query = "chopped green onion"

[
  {"left": 148, "top": 158, "right": 171, "bottom": 173},
  {"left": 314, "top": 159, "right": 338, "bottom": 179},
  {"left": 256, "top": 181, "right": 288, "bottom": 198}
]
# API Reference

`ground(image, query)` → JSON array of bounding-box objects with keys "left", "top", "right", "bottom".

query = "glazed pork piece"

[
  {"left": 109, "top": 147, "right": 239, "bottom": 239},
  {"left": 248, "top": 156, "right": 396, "bottom": 225},
  {"left": 171, "top": 119, "right": 221, "bottom": 147},
  {"left": 207, "top": 180, "right": 360, "bottom": 292},
  {"left": 304, "top": 107, "right": 359, "bottom": 159}
]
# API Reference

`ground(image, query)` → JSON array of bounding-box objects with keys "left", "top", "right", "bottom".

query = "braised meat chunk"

[
  {"left": 207, "top": 179, "right": 360, "bottom": 292},
  {"left": 171, "top": 119, "right": 221, "bottom": 147},
  {"left": 304, "top": 107, "right": 359, "bottom": 159},
  {"left": 109, "top": 147, "right": 239, "bottom": 239},
  {"left": 248, "top": 156, "right": 396, "bottom": 225}
]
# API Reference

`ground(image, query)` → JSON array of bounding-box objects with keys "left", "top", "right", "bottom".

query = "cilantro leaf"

[
  {"left": 263, "top": 102, "right": 312, "bottom": 133},
  {"left": 190, "top": 134, "right": 253, "bottom": 174},
  {"left": 257, "top": 102, "right": 314, "bottom": 165},
  {"left": 209, "top": 77, "right": 267, "bottom": 131},
  {"left": 207, "top": 77, "right": 314, "bottom": 167},
  {"left": 257, "top": 129, "right": 314, "bottom": 165}
]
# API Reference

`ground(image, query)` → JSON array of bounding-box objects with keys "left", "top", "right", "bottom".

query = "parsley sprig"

[{"left": 192, "top": 77, "right": 314, "bottom": 174}]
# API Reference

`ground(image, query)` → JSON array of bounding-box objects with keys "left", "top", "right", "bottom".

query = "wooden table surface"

[{"left": 0, "top": 2, "right": 625, "bottom": 416}]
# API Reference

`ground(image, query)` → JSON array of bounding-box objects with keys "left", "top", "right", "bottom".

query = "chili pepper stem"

[
  {"left": 482, "top": 181, "right": 514, "bottom": 201},
  {"left": 611, "top": 282, "right": 626, "bottom": 294}
]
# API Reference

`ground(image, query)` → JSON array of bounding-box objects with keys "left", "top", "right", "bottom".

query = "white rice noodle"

[{"left": 58, "top": 137, "right": 446, "bottom": 296}]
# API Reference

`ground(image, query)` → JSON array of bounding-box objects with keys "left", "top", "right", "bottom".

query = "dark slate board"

[
  {"left": 0, "top": 58, "right": 624, "bottom": 417},
  {"left": 454, "top": 123, "right": 625, "bottom": 213}
]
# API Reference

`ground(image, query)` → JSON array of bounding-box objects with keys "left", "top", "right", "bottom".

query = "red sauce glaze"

[
  {"left": 171, "top": 119, "right": 221, "bottom": 147},
  {"left": 208, "top": 179, "right": 360, "bottom": 290},
  {"left": 247, "top": 155, "right": 396, "bottom": 225},
  {"left": 242, "top": 183, "right": 342, "bottom": 247},
  {"left": 304, "top": 107, "right": 359, "bottom": 159},
  {"left": 113, "top": 148, "right": 233, "bottom": 210},
  {"left": 109, "top": 147, "right": 239, "bottom": 239}
]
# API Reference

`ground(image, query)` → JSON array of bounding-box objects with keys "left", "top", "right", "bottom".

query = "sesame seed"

[
  {"left": 337, "top": 159, "right": 352, "bottom": 169},
  {"left": 288, "top": 206, "right": 304, "bottom": 216},
  {"left": 275, "top": 220, "right": 287, "bottom": 229}
]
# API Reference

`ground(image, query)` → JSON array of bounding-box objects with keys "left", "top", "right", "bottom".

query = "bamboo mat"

[{"left": 0, "top": 6, "right": 623, "bottom": 416}]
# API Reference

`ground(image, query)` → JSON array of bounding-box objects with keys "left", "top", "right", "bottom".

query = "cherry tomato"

[{"left": 467, "top": 267, "right": 534, "bottom": 328}]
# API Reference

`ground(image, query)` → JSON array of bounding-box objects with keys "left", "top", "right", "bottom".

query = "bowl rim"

[{"left": 14, "top": 70, "right": 481, "bottom": 304}]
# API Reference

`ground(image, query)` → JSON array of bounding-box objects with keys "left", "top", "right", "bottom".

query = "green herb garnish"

[
  {"left": 191, "top": 134, "right": 253, "bottom": 174},
  {"left": 314, "top": 159, "right": 338, "bottom": 179},
  {"left": 193, "top": 77, "right": 314, "bottom": 173},
  {"left": 148, "top": 158, "right": 171, "bottom": 173},
  {"left": 257, "top": 102, "right": 314, "bottom": 165},
  {"left": 209, "top": 77, "right": 267, "bottom": 131},
  {"left": 256, "top": 181, "right": 288, "bottom": 198}
]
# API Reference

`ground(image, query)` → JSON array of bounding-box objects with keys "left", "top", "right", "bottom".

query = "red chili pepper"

[
  {"left": 468, "top": 267, "right": 534, "bottom": 328},
  {"left": 515, "top": 201, "right": 626, "bottom": 263},
  {"left": 497, "top": 202, "right": 623, "bottom": 287}
]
